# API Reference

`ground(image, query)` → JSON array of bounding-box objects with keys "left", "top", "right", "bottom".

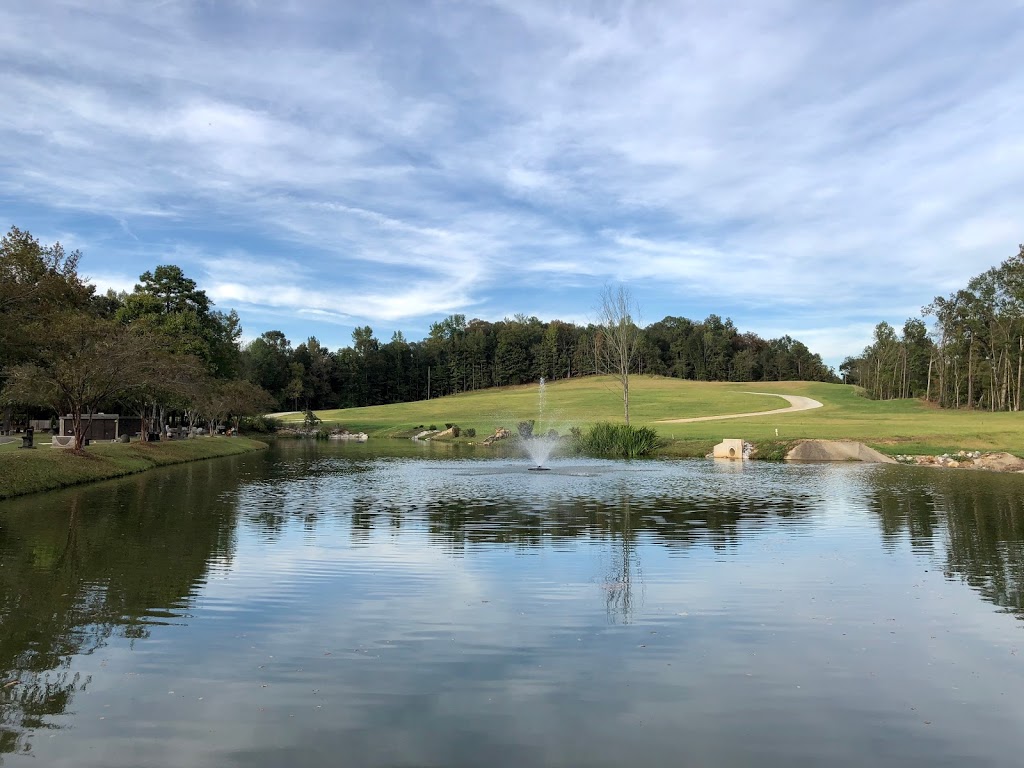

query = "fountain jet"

[{"left": 523, "top": 377, "right": 560, "bottom": 470}]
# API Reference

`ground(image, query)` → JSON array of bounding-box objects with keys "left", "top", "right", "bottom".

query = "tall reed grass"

[{"left": 571, "top": 422, "right": 661, "bottom": 458}]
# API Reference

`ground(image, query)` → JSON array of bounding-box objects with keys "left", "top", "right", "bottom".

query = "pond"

[{"left": 1, "top": 440, "right": 1022, "bottom": 767}]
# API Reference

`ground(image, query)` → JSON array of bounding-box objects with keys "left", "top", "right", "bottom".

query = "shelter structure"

[{"left": 58, "top": 414, "right": 144, "bottom": 441}]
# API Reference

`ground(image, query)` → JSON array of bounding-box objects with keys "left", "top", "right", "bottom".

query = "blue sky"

[{"left": 2, "top": 1, "right": 1022, "bottom": 368}]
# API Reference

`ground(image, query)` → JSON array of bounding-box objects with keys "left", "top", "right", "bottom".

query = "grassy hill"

[{"left": 277, "top": 376, "right": 1024, "bottom": 457}]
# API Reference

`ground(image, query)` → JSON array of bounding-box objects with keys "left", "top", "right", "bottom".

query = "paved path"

[
  {"left": 657, "top": 392, "right": 824, "bottom": 424},
  {"left": 265, "top": 411, "right": 301, "bottom": 419}
]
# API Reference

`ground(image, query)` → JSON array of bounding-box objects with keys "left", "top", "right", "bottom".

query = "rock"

[
  {"left": 481, "top": 427, "right": 512, "bottom": 446},
  {"left": 975, "top": 452, "right": 1024, "bottom": 472}
]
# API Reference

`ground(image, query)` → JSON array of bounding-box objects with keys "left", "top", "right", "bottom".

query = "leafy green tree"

[
  {"left": 0, "top": 227, "right": 91, "bottom": 432},
  {"left": 241, "top": 330, "right": 293, "bottom": 406},
  {"left": 494, "top": 317, "right": 543, "bottom": 386},
  {"left": 117, "top": 265, "right": 240, "bottom": 378},
  {"left": 190, "top": 378, "right": 277, "bottom": 434},
  {"left": 2, "top": 314, "right": 164, "bottom": 451}
]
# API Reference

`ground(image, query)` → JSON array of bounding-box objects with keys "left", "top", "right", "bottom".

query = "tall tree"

[
  {"left": 596, "top": 285, "right": 642, "bottom": 424},
  {"left": 117, "top": 265, "right": 240, "bottom": 378},
  {"left": 0, "top": 227, "right": 91, "bottom": 432},
  {"left": 241, "top": 330, "right": 293, "bottom": 406},
  {"left": 2, "top": 314, "right": 164, "bottom": 451}
]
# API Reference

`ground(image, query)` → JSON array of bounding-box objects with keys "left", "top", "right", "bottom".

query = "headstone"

[{"left": 20, "top": 427, "right": 34, "bottom": 449}]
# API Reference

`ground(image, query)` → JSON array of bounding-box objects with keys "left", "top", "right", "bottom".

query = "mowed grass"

[
  {"left": 283, "top": 375, "right": 1024, "bottom": 457},
  {"left": 279, "top": 377, "right": 771, "bottom": 437},
  {"left": 0, "top": 436, "right": 268, "bottom": 499}
]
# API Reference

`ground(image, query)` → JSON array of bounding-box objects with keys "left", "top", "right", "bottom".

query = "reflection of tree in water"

[
  {"left": 337, "top": 486, "right": 809, "bottom": 551},
  {"left": 0, "top": 462, "right": 240, "bottom": 755},
  {"left": 867, "top": 467, "right": 1024, "bottom": 618},
  {"left": 599, "top": 493, "right": 643, "bottom": 624}
]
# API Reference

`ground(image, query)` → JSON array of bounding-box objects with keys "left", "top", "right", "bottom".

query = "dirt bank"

[{"left": 785, "top": 440, "right": 896, "bottom": 463}]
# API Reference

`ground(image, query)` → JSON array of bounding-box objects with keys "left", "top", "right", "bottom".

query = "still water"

[{"left": 1, "top": 440, "right": 1022, "bottom": 767}]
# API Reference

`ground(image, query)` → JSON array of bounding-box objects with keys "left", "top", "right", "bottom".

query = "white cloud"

[{"left": 1, "top": 0, "right": 1022, "bottom": 364}]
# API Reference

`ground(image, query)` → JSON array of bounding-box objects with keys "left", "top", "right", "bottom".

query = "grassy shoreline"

[{"left": 0, "top": 436, "right": 268, "bottom": 500}]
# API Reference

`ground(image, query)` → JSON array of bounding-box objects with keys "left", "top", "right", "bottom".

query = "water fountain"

[{"left": 524, "top": 377, "right": 559, "bottom": 471}]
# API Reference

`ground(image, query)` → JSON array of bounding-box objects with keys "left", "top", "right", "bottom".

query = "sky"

[{"left": 2, "top": 0, "right": 1022, "bottom": 369}]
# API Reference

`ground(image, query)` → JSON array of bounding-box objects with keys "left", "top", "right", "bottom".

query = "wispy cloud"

[{"left": 2, "top": 0, "right": 1022, "bottom": 364}]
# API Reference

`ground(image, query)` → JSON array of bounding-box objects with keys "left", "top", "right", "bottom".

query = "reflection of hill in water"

[
  {"left": 0, "top": 459, "right": 243, "bottom": 756},
  {"left": 867, "top": 466, "right": 1024, "bottom": 619}
]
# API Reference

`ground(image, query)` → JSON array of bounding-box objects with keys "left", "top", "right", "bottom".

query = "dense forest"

[
  {"left": 250, "top": 312, "right": 836, "bottom": 411},
  {"left": 0, "top": 226, "right": 835, "bottom": 444},
  {"left": 841, "top": 244, "right": 1024, "bottom": 410}
]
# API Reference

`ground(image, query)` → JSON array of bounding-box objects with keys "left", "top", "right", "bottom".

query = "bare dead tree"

[{"left": 596, "top": 285, "right": 642, "bottom": 424}]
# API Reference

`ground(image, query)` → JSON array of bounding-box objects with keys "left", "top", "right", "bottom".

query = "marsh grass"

[{"left": 572, "top": 422, "right": 662, "bottom": 458}]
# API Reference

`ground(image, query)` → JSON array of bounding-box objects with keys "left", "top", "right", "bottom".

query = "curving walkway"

[{"left": 656, "top": 392, "right": 824, "bottom": 424}]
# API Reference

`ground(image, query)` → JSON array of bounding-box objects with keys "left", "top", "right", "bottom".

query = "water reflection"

[
  {"left": 0, "top": 445, "right": 1023, "bottom": 766},
  {"left": 0, "top": 458, "right": 246, "bottom": 755},
  {"left": 867, "top": 465, "right": 1024, "bottom": 619}
]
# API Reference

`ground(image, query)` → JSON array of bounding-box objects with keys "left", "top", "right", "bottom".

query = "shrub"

[
  {"left": 429, "top": 425, "right": 437, "bottom": 431},
  {"left": 517, "top": 420, "right": 535, "bottom": 439},
  {"left": 465, "top": 428, "right": 476, "bottom": 438},
  {"left": 547, "top": 428, "right": 559, "bottom": 439},
  {"left": 239, "top": 415, "right": 281, "bottom": 433},
  {"left": 451, "top": 426, "right": 461, "bottom": 437},
  {"left": 303, "top": 409, "right": 321, "bottom": 430},
  {"left": 445, "top": 423, "right": 453, "bottom": 429}
]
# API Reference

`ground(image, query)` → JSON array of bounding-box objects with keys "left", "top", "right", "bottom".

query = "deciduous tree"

[{"left": 596, "top": 285, "right": 642, "bottom": 424}]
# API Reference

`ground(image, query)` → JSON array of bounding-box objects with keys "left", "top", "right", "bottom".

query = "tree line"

[
  {"left": 0, "top": 227, "right": 274, "bottom": 450},
  {"left": 1, "top": 226, "right": 836, "bottom": 448},
  {"left": 841, "top": 244, "right": 1024, "bottom": 410},
  {"left": 244, "top": 302, "right": 835, "bottom": 412}
]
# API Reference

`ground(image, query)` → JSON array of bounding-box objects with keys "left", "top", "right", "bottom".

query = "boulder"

[
  {"left": 482, "top": 427, "right": 512, "bottom": 446},
  {"left": 974, "top": 452, "right": 1024, "bottom": 472}
]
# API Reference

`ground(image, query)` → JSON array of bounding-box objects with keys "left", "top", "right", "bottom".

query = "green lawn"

[
  {"left": 280, "top": 376, "right": 1024, "bottom": 457},
  {"left": 0, "top": 436, "right": 268, "bottom": 500}
]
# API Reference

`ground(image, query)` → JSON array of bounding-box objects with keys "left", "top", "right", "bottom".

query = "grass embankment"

[
  {"left": 0, "top": 436, "right": 268, "bottom": 500},
  {"left": 278, "top": 376, "right": 1024, "bottom": 458}
]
